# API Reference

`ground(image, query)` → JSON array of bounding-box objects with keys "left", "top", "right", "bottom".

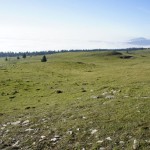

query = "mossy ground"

[{"left": 0, "top": 50, "right": 150, "bottom": 149}]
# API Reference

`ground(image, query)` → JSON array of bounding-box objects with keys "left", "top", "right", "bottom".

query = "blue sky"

[{"left": 0, "top": 0, "right": 150, "bottom": 52}]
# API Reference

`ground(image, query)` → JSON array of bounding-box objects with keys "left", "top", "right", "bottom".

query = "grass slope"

[{"left": 0, "top": 50, "right": 150, "bottom": 150}]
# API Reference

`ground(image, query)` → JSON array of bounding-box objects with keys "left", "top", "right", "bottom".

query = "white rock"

[
  {"left": 11, "top": 121, "right": 21, "bottom": 125},
  {"left": 41, "top": 136, "right": 46, "bottom": 139},
  {"left": 12, "top": 141, "right": 19, "bottom": 147},
  {"left": 97, "top": 140, "right": 104, "bottom": 143},
  {"left": 91, "top": 96, "right": 98, "bottom": 99},
  {"left": 6, "top": 129, "right": 9, "bottom": 133},
  {"left": 83, "top": 116, "right": 86, "bottom": 119},
  {"left": 91, "top": 129, "right": 98, "bottom": 134},
  {"left": 54, "top": 135, "right": 60, "bottom": 138},
  {"left": 119, "top": 141, "right": 125, "bottom": 144},
  {"left": 50, "top": 135, "right": 60, "bottom": 142},
  {"left": 106, "top": 137, "right": 112, "bottom": 141},
  {"left": 133, "top": 139, "right": 139, "bottom": 150},
  {"left": 111, "top": 90, "right": 117, "bottom": 94},
  {"left": 105, "top": 95, "right": 114, "bottom": 99},
  {"left": 77, "top": 128, "right": 80, "bottom": 131},
  {"left": 102, "top": 92, "right": 108, "bottom": 96},
  {"left": 1, "top": 127, "right": 5, "bottom": 130},
  {"left": 25, "top": 128, "right": 34, "bottom": 132},
  {"left": 99, "top": 147, "right": 106, "bottom": 150},
  {"left": 124, "top": 95, "right": 129, "bottom": 98},
  {"left": 145, "top": 140, "right": 150, "bottom": 143},
  {"left": 50, "top": 137, "right": 57, "bottom": 142},
  {"left": 67, "top": 131, "right": 73, "bottom": 135},
  {"left": 129, "top": 136, "right": 132, "bottom": 139},
  {"left": 22, "top": 120, "right": 30, "bottom": 125}
]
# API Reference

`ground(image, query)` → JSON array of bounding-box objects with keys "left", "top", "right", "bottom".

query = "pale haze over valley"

[{"left": 0, "top": 0, "right": 150, "bottom": 52}]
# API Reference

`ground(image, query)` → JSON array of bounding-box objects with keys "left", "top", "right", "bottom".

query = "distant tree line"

[
  {"left": 0, "top": 48, "right": 148, "bottom": 58},
  {"left": 0, "top": 50, "right": 56, "bottom": 58}
]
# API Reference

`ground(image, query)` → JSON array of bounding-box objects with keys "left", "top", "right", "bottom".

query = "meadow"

[{"left": 0, "top": 50, "right": 150, "bottom": 150}]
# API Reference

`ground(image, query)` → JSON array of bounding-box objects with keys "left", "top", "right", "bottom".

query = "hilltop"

[{"left": 0, "top": 50, "right": 150, "bottom": 149}]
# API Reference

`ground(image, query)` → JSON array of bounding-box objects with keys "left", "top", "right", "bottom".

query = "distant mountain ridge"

[{"left": 128, "top": 37, "right": 150, "bottom": 46}]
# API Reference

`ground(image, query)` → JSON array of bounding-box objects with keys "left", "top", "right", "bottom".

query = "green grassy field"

[{"left": 0, "top": 50, "right": 150, "bottom": 150}]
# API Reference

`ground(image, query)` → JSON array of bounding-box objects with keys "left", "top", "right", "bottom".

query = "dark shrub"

[{"left": 41, "top": 55, "right": 47, "bottom": 62}]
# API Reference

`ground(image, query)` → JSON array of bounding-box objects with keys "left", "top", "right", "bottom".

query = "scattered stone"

[
  {"left": 99, "top": 147, "right": 106, "bottom": 150},
  {"left": 1, "top": 127, "right": 5, "bottom": 130},
  {"left": 5, "top": 129, "right": 9, "bottom": 133},
  {"left": 50, "top": 135, "right": 60, "bottom": 142},
  {"left": 22, "top": 120, "right": 30, "bottom": 125},
  {"left": 91, "top": 95, "right": 103, "bottom": 99},
  {"left": 128, "top": 136, "right": 132, "bottom": 139},
  {"left": 82, "top": 116, "right": 86, "bottom": 119},
  {"left": 111, "top": 90, "right": 117, "bottom": 94},
  {"left": 77, "top": 128, "right": 80, "bottom": 131},
  {"left": 91, "top": 129, "right": 98, "bottom": 134},
  {"left": 133, "top": 139, "right": 139, "bottom": 150},
  {"left": 105, "top": 95, "right": 114, "bottom": 99},
  {"left": 25, "top": 128, "right": 34, "bottom": 132},
  {"left": 12, "top": 141, "right": 19, "bottom": 147},
  {"left": 102, "top": 92, "right": 108, "bottom": 96},
  {"left": 97, "top": 140, "right": 104, "bottom": 143},
  {"left": 50, "top": 138, "right": 57, "bottom": 142},
  {"left": 67, "top": 131, "right": 73, "bottom": 135},
  {"left": 41, "top": 136, "right": 46, "bottom": 139},
  {"left": 54, "top": 135, "right": 60, "bottom": 138},
  {"left": 11, "top": 121, "right": 21, "bottom": 125},
  {"left": 145, "top": 140, "right": 150, "bottom": 143},
  {"left": 91, "top": 96, "right": 98, "bottom": 99},
  {"left": 39, "top": 136, "right": 46, "bottom": 141},
  {"left": 141, "top": 96, "right": 149, "bottom": 99},
  {"left": 106, "top": 137, "right": 112, "bottom": 141},
  {"left": 124, "top": 95, "right": 129, "bottom": 98},
  {"left": 119, "top": 141, "right": 125, "bottom": 145},
  {"left": 91, "top": 95, "right": 102, "bottom": 99}
]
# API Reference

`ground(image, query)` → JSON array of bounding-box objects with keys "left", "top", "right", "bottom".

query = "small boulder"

[{"left": 11, "top": 121, "right": 21, "bottom": 125}]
